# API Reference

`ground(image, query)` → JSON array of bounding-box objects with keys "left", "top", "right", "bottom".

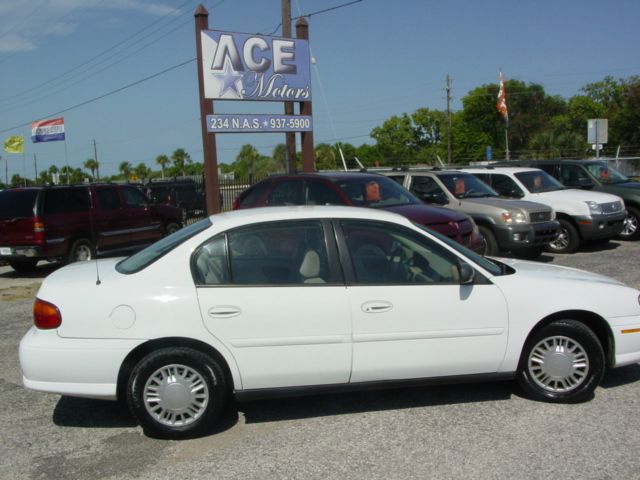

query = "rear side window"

[
  {"left": 0, "top": 190, "right": 38, "bottom": 218},
  {"left": 43, "top": 188, "right": 89, "bottom": 215},
  {"left": 239, "top": 181, "right": 271, "bottom": 207},
  {"left": 268, "top": 180, "right": 301, "bottom": 206},
  {"left": 95, "top": 187, "right": 121, "bottom": 209}
]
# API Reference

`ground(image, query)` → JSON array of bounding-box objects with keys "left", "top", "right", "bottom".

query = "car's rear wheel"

[
  {"left": 546, "top": 219, "right": 580, "bottom": 254},
  {"left": 618, "top": 207, "right": 639, "bottom": 240},
  {"left": 8, "top": 259, "right": 38, "bottom": 272},
  {"left": 127, "top": 347, "right": 226, "bottom": 439},
  {"left": 67, "top": 238, "right": 94, "bottom": 263},
  {"left": 517, "top": 320, "right": 604, "bottom": 403},
  {"left": 478, "top": 225, "right": 499, "bottom": 256},
  {"left": 165, "top": 222, "right": 181, "bottom": 236}
]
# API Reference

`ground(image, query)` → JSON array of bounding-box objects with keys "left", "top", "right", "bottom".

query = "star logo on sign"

[
  {"left": 262, "top": 120, "right": 269, "bottom": 128},
  {"left": 216, "top": 61, "right": 243, "bottom": 97}
]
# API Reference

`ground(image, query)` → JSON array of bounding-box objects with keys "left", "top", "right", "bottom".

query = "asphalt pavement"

[{"left": 1, "top": 241, "right": 639, "bottom": 480}]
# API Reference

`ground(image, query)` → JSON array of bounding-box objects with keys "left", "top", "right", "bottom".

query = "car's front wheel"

[
  {"left": 546, "top": 219, "right": 580, "bottom": 254},
  {"left": 478, "top": 225, "right": 499, "bottom": 256},
  {"left": 127, "top": 347, "right": 226, "bottom": 439},
  {"left": 517, "top": 320, "right": 604, "bottom": 403},
  {"left": 618, "top": 207, "right": 639, "bottom": 240}
]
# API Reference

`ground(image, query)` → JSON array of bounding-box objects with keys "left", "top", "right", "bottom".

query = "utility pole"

[
  {"left": 93, "top": 139, "right": 100, "bottom": 180},
  {"left": 282, "top": 0, "right": 297, "bottom": 173},
  {"left": 446, "top": 74, "right": 452, "bottom": 165},
  {"left": 33, "top": 154, "right": 38, "bottom": 184}
]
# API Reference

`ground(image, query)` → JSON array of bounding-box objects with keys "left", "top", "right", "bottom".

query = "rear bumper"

[
  {"left": 0, "top": 241, "right": 66, "bottom": 261},
  {"left": 575, "top": 212, "right": 625, "bottom": 240},
  {"left": 494, "top": 220, "right": 560, "bottom": 250},
  {"left": 19, "top": 327, "right": 142, "bottom": 400}
]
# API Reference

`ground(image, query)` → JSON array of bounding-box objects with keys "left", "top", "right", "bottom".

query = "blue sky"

[{"left": 1, "top": 0, "right": 639, "bottom": 179}]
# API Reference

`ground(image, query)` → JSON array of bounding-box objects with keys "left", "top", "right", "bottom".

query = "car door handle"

[
  {"left": 361, "top": 301, "right": 393, "bottom": 314},
  {"left": 208, "top": 306, "right": 242, "bottom": 318}
]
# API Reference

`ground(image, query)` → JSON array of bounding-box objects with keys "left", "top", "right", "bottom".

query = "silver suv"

[{"left": 383, "top": 168, "right": 559, "bottom": 258}]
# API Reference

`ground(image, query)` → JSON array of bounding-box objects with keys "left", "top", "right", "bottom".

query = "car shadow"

[
  {"left": 53, "top": 397, "right": 137, "bottom": 428},
  {"left": 237, "top": 381, "right": 514, "bottom": 425},
  {"left": 0, "top": 261, "right": 60, "bottom": 279},
  {"left": 600, "top": 364, "right": 640, "bottom": 389}
]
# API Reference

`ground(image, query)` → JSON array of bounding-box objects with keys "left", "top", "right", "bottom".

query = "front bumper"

[
  {"left": 494, "top": 220, "right": 560, "bottom": 250},
  {"left": 574, "top": 212, "right": 626, "bottom": 240},
  {"left": 19, "top": 327, "right": 143, "bottom": 400},
  {"left": 610, "top": 316, "right": 640, "bottom": 367}
]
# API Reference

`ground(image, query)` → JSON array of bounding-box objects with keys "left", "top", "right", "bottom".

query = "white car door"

[
  {"left": 194, "top": 220, "right": 351, "bottom": 390},
  {"left": 337, "top": 220, "right": 509, "bottom": 383}
]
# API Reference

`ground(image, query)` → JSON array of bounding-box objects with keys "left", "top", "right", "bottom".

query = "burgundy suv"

[
  {"left": 233, "top": 173, "right": 484, "bottom": 252},
  {"left": 0, "top": 184, "right": 183, "bottom": 272}
]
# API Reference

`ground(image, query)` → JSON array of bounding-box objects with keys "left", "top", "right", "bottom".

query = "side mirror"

[
  {"left": 458, "top": 260, "right": 475, "bottom": 285},
  {"left": 508, "top": 188, "right": 524, "bottom": 199}
]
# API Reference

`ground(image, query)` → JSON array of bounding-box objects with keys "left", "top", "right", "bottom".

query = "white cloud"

[{"left": 0, "top": 0, "right": 178, "bottom": 54}]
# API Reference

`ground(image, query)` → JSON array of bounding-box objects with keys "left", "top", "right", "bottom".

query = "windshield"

[
  {"left": 412, "top": 222, "right": 503, "bottom": 276},
  {"left": 515, "top": 171, "right": 564, "bottom": 193},
  {"left": 116, "top": 218, "right": 211, "bottom": 274},
  {"left": 438, "top": 173, "right": 498, "bottom": 198},
  {"left": 336, "top": 176, "right": 420, "bottom": 208},
  {"left": 0, "top": 190, "right": 38, "bottom": 219},
  {"left": 586, "top": 162, "right": 629, "bottom": 184}
]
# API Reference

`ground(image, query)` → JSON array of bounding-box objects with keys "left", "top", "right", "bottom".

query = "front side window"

[
  {"left": 194, "top": 220, "right": 333, "bottom": 286},
  {"left": 341, "top": 220, "right": 461, "bottom": 284},
  {"left": 514, "top": 171, "right": 564, "bottom": 193},
  {"left": 560, "top": 164, "right": 592, "bottom": 187},
  {"left": 95, "top": 187, "right": 121, "bottom": 209},
  {"left": 438, "top": 173, "right": 498, "bottom": 199},
  {"left": 489, "top": 174, "right": 525, "bottom": 198},
  {"left": 122, "top": 187, "right": 149, "bottom": 208},
  {"left": 303, "top": 180, "right": 343, "bottom": 205},
  {"left": 585, "top": 162, "right": 629, "bottom": 184},
  {"left": 336, "top": 176, "right": 419, "bottom": 208}
]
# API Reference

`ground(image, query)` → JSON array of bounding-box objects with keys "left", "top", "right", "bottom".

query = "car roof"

[
  {"left": 460, "top": 166, "right": 542, "bottom": 174},
  {"left": 207, "top": 205, "right": 412, "bottom": 231},
  {"left": 267, "top": 172, "right": 390, "bottom": 182}
]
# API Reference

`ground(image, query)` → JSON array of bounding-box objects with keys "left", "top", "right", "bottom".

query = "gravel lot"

[{"left": 1, "top": 241, "right": 639, "bottom": 480}]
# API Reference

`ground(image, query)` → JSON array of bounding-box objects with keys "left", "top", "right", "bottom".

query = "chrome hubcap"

[
  {"left": 528, "top": 335, "right": 589, "bottom": 393},
  {"left": 621, "top": 213, "right": 638, "bottom": 237},
  {"left": 74, "top": 245, "right": 92, "bottom": 261},
  {"left": 143, "top": 364, "right": 209, "bottom": 427},
  {"left": 548, "top": 228, "right": 569, "bottom": 251}
]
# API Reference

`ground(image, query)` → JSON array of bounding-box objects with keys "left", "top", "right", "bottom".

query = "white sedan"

[{"left": 20, "top": 206, "right": 640, "bottom": 438}]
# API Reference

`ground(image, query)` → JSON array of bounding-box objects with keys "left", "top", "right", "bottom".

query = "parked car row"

[{"left": 0, "top": 183, "right": 183, "bottom": 272}]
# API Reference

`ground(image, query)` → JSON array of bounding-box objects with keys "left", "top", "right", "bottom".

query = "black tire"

[
  {"left": 618, "top": 206, "right": 640, "bottom": 241},
  {"left": 8, "top": 259, "right": 38, "bottom": 272},
  {"left": 545, "top": 218, "right": 580, "bottom": 254},
  {"left": 67, "top": 238, "right": 94, "bottom": 263},
  {"left": 127, "top": 347, "right": 226, "bottom": 439},
  {"left": 478, "top": 225, "right": 499, "bottom": 256},
  {"left": 517, "top": 319, "right": 604, "bottom": 403},
  {"left": 165, "top": 222, "right": 181, "bottom": 236}
]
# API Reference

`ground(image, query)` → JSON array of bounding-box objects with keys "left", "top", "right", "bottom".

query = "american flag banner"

[
  {"left": 31, "top": 117, "right": 65, "bottom": 143},
  {"left": 496, "top": 71, "right": 508, "bottom": 123}
]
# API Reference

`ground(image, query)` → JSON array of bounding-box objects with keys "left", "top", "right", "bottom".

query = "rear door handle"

[
  {"left": 208, "top": 306, "right": 242, "bottom": 318},
  {"left": 361, "top": 301, "right": 393, "bottom": 314}
]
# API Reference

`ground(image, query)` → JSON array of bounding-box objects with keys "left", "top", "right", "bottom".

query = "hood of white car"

[
  {"left": 494, "top": 257, "right": 626, "bottom": 287},
  {"left": 527, "top": 188, "right": 621, "bottom": 204}
]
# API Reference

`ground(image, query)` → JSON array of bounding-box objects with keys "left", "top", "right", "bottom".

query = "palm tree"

[
  {"left": 171, "top": 148, "right": 191, "bottom": 177},
  {"left": 155, "top": 154, "right": 169, "bottom": 179},
  {"left": 134, "top": 162, "right": 151, "bottom": 181},
  {"left": 83, "top": 158, "right": 99, "bottom": 180},
  {"left": 314, "top": 143, "right": 337, "bottom": 171},
  {"left": 119, "top": 161, "right": 132, "bottom": 180}
]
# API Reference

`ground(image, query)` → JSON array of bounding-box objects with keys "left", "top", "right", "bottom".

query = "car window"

[
  {"left": 585, "top": 162, "right": 629, "bottom": 184},
  {"left": 438, "top": 173, "right": 498, "bottom": 198},
  {"left": 117, "top": 218, "right": 212, "bottom": 274},
  {"left": 95, "top": 187, "right": 122, "bottom": 209},
  {"left": 488, "top": 174, "right": 525, "bottom": 198},
  {"left": 122, "top": 187, "right": 149, "bottom": 207},
  {"left": 560, "top": 164, "right": 591, "bottom": 187},
  {"left": 387, "top": 175, "right": 405, "bottom": 185},
  {"left": 409, "top": 176, "right": 447, "bottom": 203},
  {"left": 0, "top": 190, "right": 38, "bottom": 218},
  {"left": 197, "top": 220, "right": 332, "bottom": 286},
  {"left": 43, "top": 188, "right": 90, "bottom": 215},
  {"left": 268, "top": 180, "right": 301, "bottom": 206},
  {"left": 536, "top": 164, "right": 559, "bottom": 177},
  {"left": 514, "top": 171, "right": 564, "bottom": 193},
  {"left": 303, "top": 180, "right": 343, "bottom": 205},
  {"left": 341, "top": 220, "right": 461, "bottom": 284},
  {"left": 238, "top": 181, "right": 271, "bottom": 207},
  {"left": 335, "top": 177, "right": 419, "bottom": 207}
]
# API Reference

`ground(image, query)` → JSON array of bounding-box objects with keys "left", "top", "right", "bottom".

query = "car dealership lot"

[{"left": 1, "top": 242, "right": 640, "bottom": 480}]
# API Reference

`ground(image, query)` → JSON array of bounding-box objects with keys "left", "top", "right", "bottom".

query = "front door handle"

[
  {"left": 361, "top": 301, "right": 393, "bottom": 314},
  {"left": 208, "top": 306, "right": 242, "bottom": 318}
]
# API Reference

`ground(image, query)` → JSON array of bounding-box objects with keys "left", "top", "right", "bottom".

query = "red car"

[
  {"left": 0, "top": 184, "right": 183, "bottom": 272},
  {"left": 233, "top": 172, "right": 484, "bottom": 253}
]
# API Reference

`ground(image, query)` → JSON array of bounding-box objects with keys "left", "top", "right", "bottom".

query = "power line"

[
  {"left": 263, "top": 0, "right": 364, "bottom": 35},
  {"left": 0, "top": 58, "right": 195, "bottom": 134}
]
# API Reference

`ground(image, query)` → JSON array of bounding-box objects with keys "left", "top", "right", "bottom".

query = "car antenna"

[
  {"left": 354, "top": 156, "right": 365, "bottom": 170},
  {"left": 87, "top": 187, "right": 101, "bottom": 285}
]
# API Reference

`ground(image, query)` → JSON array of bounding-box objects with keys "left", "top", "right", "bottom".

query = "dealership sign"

[
  {"left": 207, "top": 114, "right": 312, "bottom": 133},
  {"left": 201, "top": 30, "right": 312, "bottom": 102}
]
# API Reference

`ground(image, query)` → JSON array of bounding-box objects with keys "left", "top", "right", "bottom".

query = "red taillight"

[
  {"left": 33, "top": 298, "right": 62, "bottom": 329},
  {"left": 232, "top": 196, "right": 241, "bottom": 210},
  {"left": 33, "top": 216, "right": 45, "bottom": 242}
]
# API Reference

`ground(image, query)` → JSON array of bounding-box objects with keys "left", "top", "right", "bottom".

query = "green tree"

[
  {"left": 155, "top": 154, "right": 170, "bottom": 179},
  {"left": 119, "top": 161, "right": 132, "bottom": 180},
  {"left": 83, "top": 158, "right": 99, "bottom": 180},
  {"left": 134, "top": 162, "right": 151, "bottom": 181},
  {"left": 370, "top": 113, "right": 422, "bottom": 165},
  {"left": 272, "top": 144, "right": 288, "bottom": 171},
  {"left": 171, "top": 148, "right": 192, "bottom": 177},
  {"left": 314, "top": 143, "right": 337, "bottom": 170}
]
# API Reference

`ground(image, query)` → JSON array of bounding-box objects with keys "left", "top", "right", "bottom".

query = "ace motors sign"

[{"left": 201, "top": 30, "right": 312, "bottom": 101}]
